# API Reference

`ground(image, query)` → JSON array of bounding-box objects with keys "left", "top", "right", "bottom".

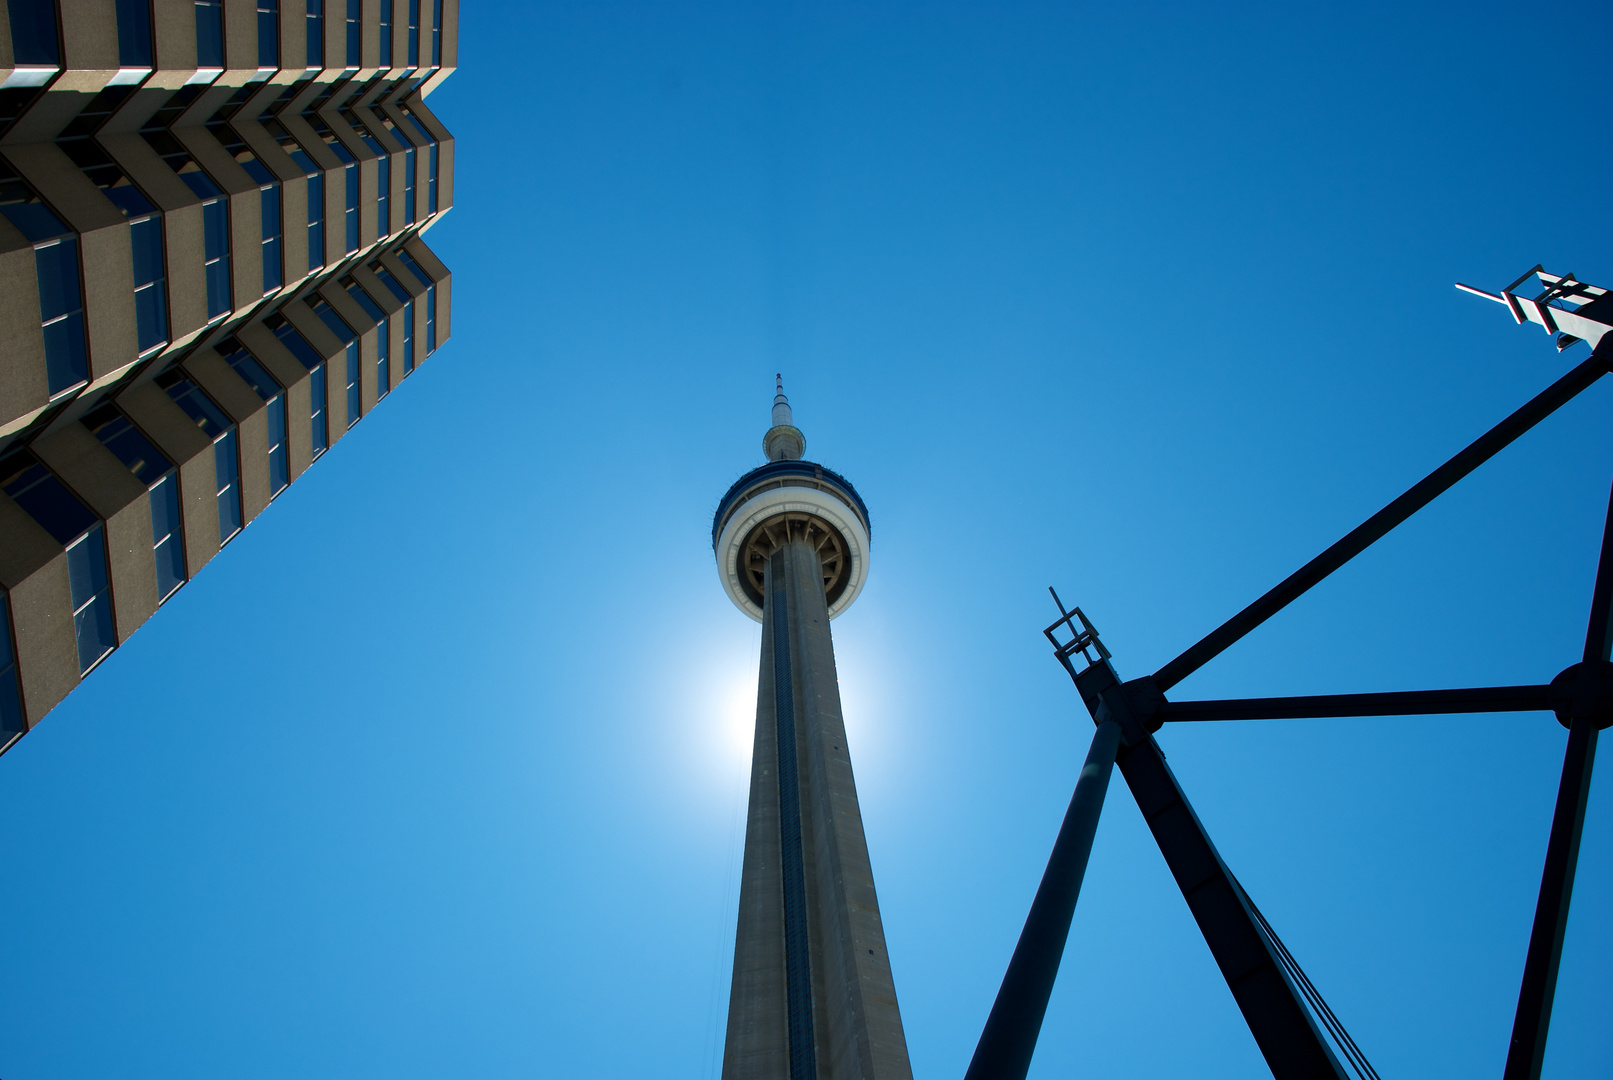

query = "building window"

[
  {"left": 371, "top": 261, "right": 411, "bottom": 303},
  {"left": 426, "top": 283, "right": 436, "bottom": 354},
  {"left": 220, "top": 340, "right": 289, "bottom": 497},
  {"left": 379, "top": 0, "right": 392, "bottom": 67},
  {"left": 340, "top": 276, "right": 389, "bottom": 397},
  {"left": 344, "top": 0, "right": 361, "bottom": 67},
  {"left": 10, "top": 0, "right": 61, "bottom": 66},
  {"left": 427, "top": 141, "right": 438, "bottom": 213},
  {"left": 407, "top": 0, "right": 419, "bottom": 66},
  {"left": 0, "top": 596, "right": 24, "bottom": 747},
  {"left": 376, "top": 154, "right": 390, "bottom": 239},
  {"left": 195, "top": 0, "right": 224, "bottom": 69},
  {"left": 66, "top": 528, "right": 116, "bottom": 673},
  {"left": 129, "top": 213, "right": 168, "bottom": 354},
  {"left": 0, "top": 452, "right": 115, "bottom": 674},
  {"left": 302, "top": 166, "right": 325, "bottom": 271},
  {"left": 402, "top": 298, "right": 414, "bottom": 373},
  {"left": 431, "top": 0, "right": 441, "bottom": 67},
  {"left": 256, "top": 0, "right": 278, "bottom": 67},
  {"left": 260, "top": 184, "right": 283, "bottom": 292},
  {"left": 117, "top": 0, "right": 155, "bottom": 67},
  {"left": 343, "top": 162, "right": 358, "bottom": 252},
  {"left": 310, "top": 299, "right": 359, "bottom": 425},
  {"left": 375, "top": 315, "right": 390, "bottom": 398},
  {"left": 202, "top": 196, "right": 231, "bottom": 319},
  {"left": 82, "top": 404, "right": 187, "bottom": 603},
  {"left": 395, "top": 246, "right": 431, "bottom": 287},
  {"left": 266, "top": 314, "right": 329, "bottom": 457},
  {"left": 159, "top": 374, "right": 241, "bottom": 543},
  {"left": 0, "top": 187, "right": 88, "bottom": 397},
  {"left": 305, "top": 0, "right": 323, "bottom": 68},
  {"left": 402, "top": 146, "right": 416, "bottom": 224}
]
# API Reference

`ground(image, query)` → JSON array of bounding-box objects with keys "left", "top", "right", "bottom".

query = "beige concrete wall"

[{"left": 0, "top": 497, "right": 78, "bottom": 728}]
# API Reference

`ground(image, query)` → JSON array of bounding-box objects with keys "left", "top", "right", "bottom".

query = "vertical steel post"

[
  {"left": 964, "top": 718, "right": 1122, "bottom": 1080},
  {"left": 1503, "top": 480, "right": 1613, "bottom": 1080}
]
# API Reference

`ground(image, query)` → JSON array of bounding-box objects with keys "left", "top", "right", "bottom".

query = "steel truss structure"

[{"left": 965, "top": 268, "right": 1613, "bottom": 1080}]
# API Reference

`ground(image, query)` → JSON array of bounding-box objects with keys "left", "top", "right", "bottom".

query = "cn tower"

[{"left": 712, "top": 379, "right": 912, "bottom": 1080}]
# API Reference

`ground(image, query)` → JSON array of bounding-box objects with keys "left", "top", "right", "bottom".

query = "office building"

[{"left": 0, "top": 0, "right": 457, "bottom": 751}]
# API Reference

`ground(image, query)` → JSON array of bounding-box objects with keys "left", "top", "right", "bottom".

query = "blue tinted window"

[
  {"left": 0, "top": 597, "right": 24, "bottom": 743},
  {"left": 202, "top": 197, "right": 230, "bottom": 318},
  {"left": 395, "top": 247, "right": 431, "bottom": 287},
  {"left": 260, "top": 185, "right": 282, "bottom": 291},
  {"left": 214, "top": 429, "right": 241, "bottom": 542},
  {"left": 402, "top": 298, "right": 414, "bottom": 373},
  {"left": 67, "top": 526, "right": 116, "bottom": 673},
  {"left": 344, "top": 278, "right": 385, "bottom": 323},
  {"left": 379, "top": 0, "right": 392, "bottom": 66},
  {"left": 431, "top": 0, "right": 441, "bottom": 67},
  {"left": 268, "top": 315, "right": 327, "bottom": 369},
  {"left": 309, "top": 364, "right": 327, "bottom": 455},
  {"left": 161, "top": 375, "right": 231, "bottom": 437},
  {"left": 376, "top": 314, "right": 389, "bottom": 399},
  {"left": 402, "top": 147, "right": 415, "bottom": 224},
  {"left": 306, "top": 170, "right": 325, "bottom": 270},
  {"left": 305, "top": 0, "right": 323, "bottom": 67},
  {"left": 407, "top": 0, "right": 418, "bottom": 65},
  {"left": 0, "top": 200, "right": 69, "bottom": 242},
  {"left": 256, "top": 0, "right": 278, "bottom": 67},
  {"left": 372, "top": 263, "right": 411, "bottom": 303},
  {"left": 149, "top": 473, "right": 186, "bottom": 600},
  {"left": 130, "top": 215, "right": 168, "bottom": 353},
  {"left": 104, "top": 184, "right": 156, "bottom": 218},
  {"left": 220, "top": 342, "right": 280, "bottom": 402},
  {"left": 83, "top": 406, "right": 172, "bottom": 485},
  {"left": 425, "top": 283, "right": 436, "bottom": 354},
  {"left": 267, "top": 395, "right": 287, "bottom": 495},
  {"left": 345, "top": 340, "right": 359, "bottom": 424},
  {"left": 194, "top": 0, "right": 224, "bottom": 67},
  {"left": 116, "top": 0, "right": 153, "bottom": 67},
  {"left": 8, "top": 0, "right": 60, "bottom": 66},
  {"left": 0, "top": 452, "right": 96, "bottom": 545},
  {"left": 343, "top": 163, "right": 358, "bottom": 252},
  {"left": 311, "top": 298, "right": 356, "bottom": 344},
  {"left": 35, "top": 237, "right": 88, "bottom": 394},
  {"left": 427, "top": 141, "right": 437, "bottom": 212},
  {"left": 376, "top": 153, "right": 389, "bottom": 238},
  {"left": 345, "top": 0, "right": 360, "bottom": 66},
  {"left": 179, "top": 168, "right": 223, "bottom": 200}
]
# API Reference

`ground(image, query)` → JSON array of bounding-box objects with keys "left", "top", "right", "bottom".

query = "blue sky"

[{"left": 3, "top": 2, "right": 1611, "bottom": 1077}]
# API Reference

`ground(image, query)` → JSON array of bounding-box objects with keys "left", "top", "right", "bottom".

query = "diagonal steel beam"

[
  {"left": 1075, "top": 660, "right": 1349, "bottom": 1080},
  {"left": 1503, "top": 480, "right": 1613, "bottom": 1080},
  {"left": 964, "top": 718, "right": 1122, "bottom": 1080},
  {"left": 1158, "top": 685, "right": 1554, "bottom": 723},
  {"left": 1153, "top": 343, "right": 1612, "bottom": 693}
]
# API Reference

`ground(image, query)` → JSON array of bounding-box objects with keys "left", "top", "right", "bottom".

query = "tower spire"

[{"left": 763, "top": 374, "right": 806, "bottom": 462}]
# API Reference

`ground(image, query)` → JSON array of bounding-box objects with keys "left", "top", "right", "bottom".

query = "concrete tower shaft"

[
  {"left": 716, "top": 385, "right": 911, "bottom": 1080},
  {"left": 724, "top": 535, "right": 912, "bottom": 1080}
]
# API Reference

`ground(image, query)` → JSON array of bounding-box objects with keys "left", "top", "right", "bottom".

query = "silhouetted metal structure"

[{"left": 966, "top": 268, "right": 1613, "bottom": 1080}]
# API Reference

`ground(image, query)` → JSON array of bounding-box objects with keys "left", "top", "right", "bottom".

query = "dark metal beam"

[
  {"left": 964, "top": 719, "right": 1122, "bottom": 1080},
  {"left": 1503, "top": 479, "right": 1613, "bottom": 1080},
  {"left": 1158, "top": 685, "right": 1554, "bottom": 723},
  {"left": 1078, "top": 661, "right": 1348, "bottom": 1080},
  {"left": 1153, "top": 344, "right": 1612, "bottom": 693}
]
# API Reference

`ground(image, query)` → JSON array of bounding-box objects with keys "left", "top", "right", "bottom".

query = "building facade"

[
  {"left": 0, "top": 0, "right": 457, "bottom": 752},
  {"left": 713, "top": 381, "right": 912, "bottom": 1080}
]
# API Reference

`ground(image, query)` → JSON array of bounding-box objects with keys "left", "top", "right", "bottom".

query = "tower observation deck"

[{"left": 713, "top": 379, "right": 911, "bottom": 1080}]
